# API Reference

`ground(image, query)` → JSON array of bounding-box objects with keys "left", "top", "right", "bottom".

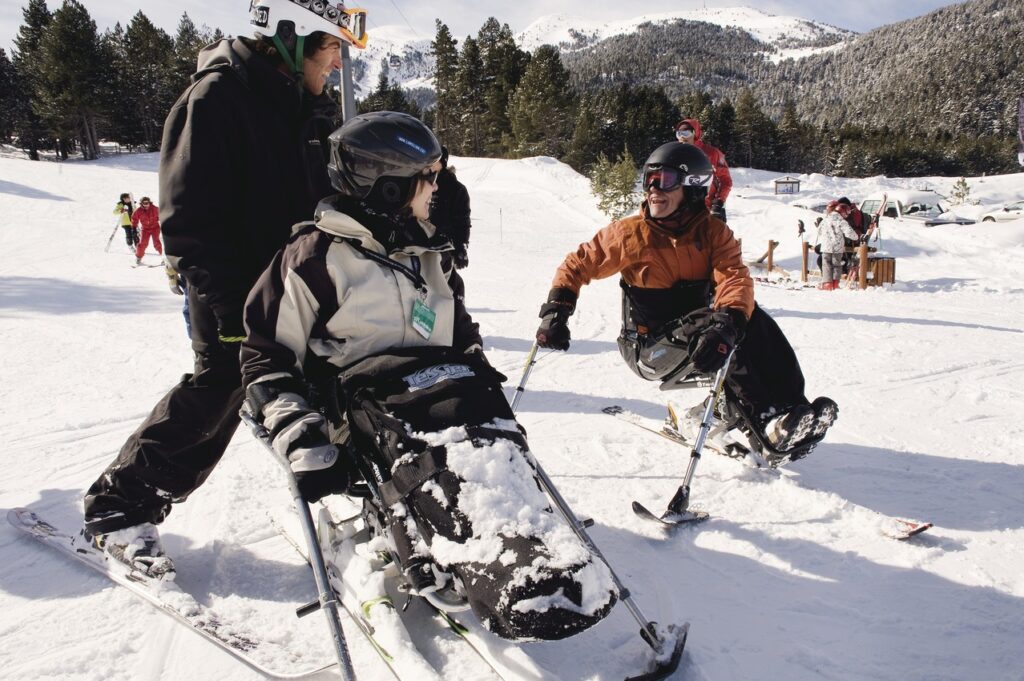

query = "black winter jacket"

[
  {"left": 428, "top": 168, "right": 472, "bottom": 250},
  {"left": 159, "top": 37, "right": 337, "bottom": 332}
]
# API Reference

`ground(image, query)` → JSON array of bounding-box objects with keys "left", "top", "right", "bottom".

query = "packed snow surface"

[{"left": 1, "top": 151, "right": 1023, "bottom": 680}]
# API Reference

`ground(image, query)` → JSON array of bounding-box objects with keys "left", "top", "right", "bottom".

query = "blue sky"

[{"left": 2, "top": 1, "right": 967, "bottom": 54}]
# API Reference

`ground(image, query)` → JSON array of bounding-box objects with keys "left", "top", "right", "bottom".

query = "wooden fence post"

[
  {"left": 801, "top": 241, "right": 809, "bottom": 282},
  {"left": 858, "top": 243, "right": 869, "bottom": 290}
]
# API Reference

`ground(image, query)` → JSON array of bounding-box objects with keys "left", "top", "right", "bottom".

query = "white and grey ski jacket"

[
  {"left": 814, "top": 212, "right": 859, "bottom": 254},
  {"left": 241, "top": 204, "right": 481, "bottom": 397}
]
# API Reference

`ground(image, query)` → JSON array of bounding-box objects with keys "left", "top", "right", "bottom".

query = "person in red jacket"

[
  {"left": 130, "top": 196, "right": 163, "bottom": 264},
  {"left": 674, "top": 118, "right": 733, "bottom": 222}
]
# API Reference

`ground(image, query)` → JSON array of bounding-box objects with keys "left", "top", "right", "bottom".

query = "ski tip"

[
  {"left": 626, "top": 621, "right": 690, "bottom": 681},
  {"left": 632, "top": 501, "right": 709, "bottom": 527}
]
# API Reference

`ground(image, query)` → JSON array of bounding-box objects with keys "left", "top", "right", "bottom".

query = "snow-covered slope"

[
  {"left": 350, "top": 24, "right": 435, "bottom": 96},
  {"left": 1, "top": 153, "right": 1023, "bottom": 680},
  {"left": 516, "top": 7, "right": 853, "bottom": 61}
]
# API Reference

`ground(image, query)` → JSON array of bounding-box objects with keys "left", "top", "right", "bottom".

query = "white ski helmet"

[{"left": 249, "top": 0, "right": 368, "bottom": 49}]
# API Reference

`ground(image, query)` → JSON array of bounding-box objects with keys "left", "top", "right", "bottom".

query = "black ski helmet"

[
  {"left": 643, "top": 142, "right": 714, "bottom": 207},
  {"left": 328, "top": 111, "right": 442, "bottom": 211}
]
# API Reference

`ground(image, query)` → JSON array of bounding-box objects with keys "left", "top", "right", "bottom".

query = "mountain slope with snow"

[
  {"left": 1, "top": 154, "right": 1023, "bottom": 680},
  {"left": 516, "top": 7, "right": 853, "bottom": 61}
]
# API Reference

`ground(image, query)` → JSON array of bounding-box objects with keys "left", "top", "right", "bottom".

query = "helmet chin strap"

[{"left": 271, "top": 33, "right": 305, "bottom": 77}]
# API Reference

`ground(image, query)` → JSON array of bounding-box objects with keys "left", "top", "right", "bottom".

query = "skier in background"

[
  {"left": 113, "top": 193, "right": 138, "bottom": 252},
  {"left": 535, "top": 142, "right": 837, "bottom": 459},
  {"left": 82, "top": 0, "right": 360, "bottom": 577},
  {"left": 429, "top": 146, "right": 472, "bottom": 271},
  {"left": 673, "top": 118, "right": 733, "bottom": 222},
  {"left": 815, "top": 200, "right": 859, "bottom": 290},
  {"left": 130, "top": 197, "right": 163, "bottom": 265}
]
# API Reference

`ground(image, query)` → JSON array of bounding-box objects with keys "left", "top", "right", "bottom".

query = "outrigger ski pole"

[
  {"left": 239, "top": 408, "right": 358, "bottom": 681},
  {"left": 632, "top": 349, "right": 736, "bottom": 527},
  {"left": 510, "top": 342, "right": 689, "bottom": 681}
]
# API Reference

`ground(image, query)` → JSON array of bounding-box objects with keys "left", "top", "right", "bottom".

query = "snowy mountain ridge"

[
  {"left": 516, "top": 7, "right": 853, "bottom": 60},
  {"left": 353, "top": 6, "right": 855, "bottom": 94}
]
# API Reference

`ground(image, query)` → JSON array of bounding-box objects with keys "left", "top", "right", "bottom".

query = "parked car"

[
  {"left": 790, "top": 198, "right": 832, "bottom": 213},
  {"left": 859, "top": 190, "right": 975, "bottom": 226},
  {"left": 980, "top": 200, "right": 1024, "bottom": 222}
]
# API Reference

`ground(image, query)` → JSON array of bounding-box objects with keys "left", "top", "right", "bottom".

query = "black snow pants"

[
  {"left": 122, "top": 225, "right": 139, "bottom": 247},
  {"left": 726, "top": 303, "right": 808, "bottom": 419},
  {"left": 83, "top": 286, "right": 244, "bottom": 533}
]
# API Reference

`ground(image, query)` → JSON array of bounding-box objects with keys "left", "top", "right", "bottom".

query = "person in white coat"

[{"left": 815, "top": 200, "right": 859, "bottom": 290}]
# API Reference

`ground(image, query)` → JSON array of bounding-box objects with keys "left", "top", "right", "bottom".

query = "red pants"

[{"left": 135, "top": 227, "right": 163, "bottom": 258}]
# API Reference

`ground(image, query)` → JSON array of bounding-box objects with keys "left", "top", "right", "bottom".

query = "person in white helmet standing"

[{"left": 82, "top": 1, "right": 368, "bottom": 578}]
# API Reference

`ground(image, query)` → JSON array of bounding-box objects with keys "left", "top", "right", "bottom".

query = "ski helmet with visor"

[
  {"left": 328, "top": 111, "right": 442, "bottom": 212},
  {"left": 642, "top": 142, "right": 713, "bottom": 208},
  {"left": 249, "top": 0, "right": 368, "bottom": 75}
]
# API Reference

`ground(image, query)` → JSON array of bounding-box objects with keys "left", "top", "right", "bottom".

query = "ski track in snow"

[{"left": 1, "top": 154, "right": 1023, "bottom": 680}]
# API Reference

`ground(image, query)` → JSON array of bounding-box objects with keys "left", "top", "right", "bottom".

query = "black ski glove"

[
  {"left": 453, "top": 245, "right": 469, "bottom": 270},
  {"left": 689, "top": 307, "right": 746, "bottom": 374},
  {"left": 535, "top": 287, "right": 577, "bottom": 351},
  {"left": 710, "top": 200, "right": 726, "bottom": 221}
]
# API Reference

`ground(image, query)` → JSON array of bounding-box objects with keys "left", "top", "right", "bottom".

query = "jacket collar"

[{"left": 640, "top": 201, "right": 707, "bottom": 237}]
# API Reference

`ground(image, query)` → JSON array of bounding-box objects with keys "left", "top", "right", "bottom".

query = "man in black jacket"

[
  {"left": 429, "top": 146, "right": 472, "bottom": 270},
  {"left": 82, "top": 1, "right": 367, "bottom": 577}
]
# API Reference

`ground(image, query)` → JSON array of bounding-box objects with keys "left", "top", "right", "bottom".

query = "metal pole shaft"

[
  {"left": 507, "top": 343, "right": 664, "bottom": 651},
  {"left": 678, "top": 352, "right": 734, "bottom": 497},
  {"left": 240, "top": 411, "right": 357, "bottom": 681},
  {"left": 528, "top": 457, "right": 664, "bottom": 651},
  {"left": 510, "top": 342, "right": 539, "bottom": 413},
  {"left": 340, "top": 43, "right": 357, "bottom": 123}
]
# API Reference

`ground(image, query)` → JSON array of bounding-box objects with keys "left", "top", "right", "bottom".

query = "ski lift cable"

[{"left": 385, "top": 0, "right": 422, "bottom": 39}]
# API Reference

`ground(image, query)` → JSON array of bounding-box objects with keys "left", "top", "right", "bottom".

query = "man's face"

[
  {"left": 675, "top": 126, "right": 695, "bottom": 144},
  {"left": 647, "top": 184, "right": 684, "bottom": 218},
  {"left": 302, "top": 35, "right": 343, "bottom": 95}
]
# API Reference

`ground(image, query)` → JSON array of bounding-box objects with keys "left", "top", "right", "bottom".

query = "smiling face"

[
  {"left": 646, "top": 184, "right": 684, "bottom": 218},
  {"left": 301, "top": 35, "right": 343, "bottom": 95}
]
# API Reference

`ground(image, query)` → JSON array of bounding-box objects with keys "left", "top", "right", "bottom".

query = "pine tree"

[
  {"left": 949, "top": 177, "right": 971, "bottom": 205},
  {"left": 476, "top": 18, "right": 529, "bottom": 156},
  {"left": 508, "top": 45, "right": 575, "bottom": 158},
  {"left": 454, "top": 36, "right": 486, "bottom": 155},
  {"left": 172, "top": 12, "right": 206, "bottom": 86},
  {"left": 11, "top": 0, "right": 53, "bottom": 160},
  {"left": 35, "top": 0, "right": 109, "bottom": 160},
  {"left": 430, "top": 20, "right": 459, "bottom": 145},
  {"left": 0, "top": 50, "right": 17, "bottom": 141},
  {"left": 121, "top": 12, "right": 176, "bottom": 150},
  {"left": 358, "top": 60, "right": 422, "bottom": 117},
  {"left": 590, "top": 148, "right": 640, "bottom": 220}
]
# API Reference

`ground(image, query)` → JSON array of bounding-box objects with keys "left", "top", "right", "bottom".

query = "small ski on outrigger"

[{"left": 603, "top": 383, "right": 931, "bottom": 540}]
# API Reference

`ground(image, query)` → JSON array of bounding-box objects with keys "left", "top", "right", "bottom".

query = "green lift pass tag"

[{"left": 411, "top": 298, "right": 436, "bottom": 339}]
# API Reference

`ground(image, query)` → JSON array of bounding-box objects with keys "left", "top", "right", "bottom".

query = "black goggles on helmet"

[{"left": 643, "top": 166, "right": 712, "bottom": 192}]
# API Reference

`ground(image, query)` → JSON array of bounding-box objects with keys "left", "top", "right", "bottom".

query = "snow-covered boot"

[
  {"left": 91, "top": 522, "right": 175, "bottom": 579},
  {"left": 767, "top": 397, "right": 839, "bottom": 452},
  {"left": 766, "top": 404, "right": 816, "bottom": 451},
  {"left": 808, "top": 396, "right": 838, "bottom": 438}
]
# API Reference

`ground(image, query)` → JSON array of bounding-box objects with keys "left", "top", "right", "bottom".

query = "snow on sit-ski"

[{"left": 1, "top": 152, "right": 1023, "bottom": 680}]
